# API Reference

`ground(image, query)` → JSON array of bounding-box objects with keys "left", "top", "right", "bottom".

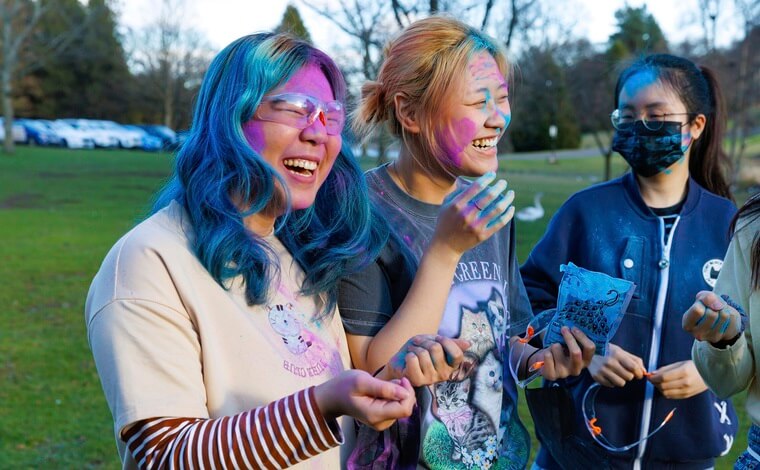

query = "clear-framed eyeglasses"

[
  {"left": 255, "top": 93, "right": 345, "bottom": 135},
  {"left": 610, "top": 109, "right": 694, "bottom": 131}
]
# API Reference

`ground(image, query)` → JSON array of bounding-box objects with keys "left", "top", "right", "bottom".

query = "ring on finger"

[{"left": 473, "top": 201, "right": 484, "bottom": 211}]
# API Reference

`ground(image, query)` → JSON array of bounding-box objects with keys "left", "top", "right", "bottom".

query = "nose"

[
  {"left": 301, "top": 110, "right": 329, "bottom": 144},
  {"left": 485, "top": 103, "right": 509, "bottom": 130}
]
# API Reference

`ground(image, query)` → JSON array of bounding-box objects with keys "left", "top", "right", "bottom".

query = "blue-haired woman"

[{"left": 85, "top": 33, "right": 424, "bottom": 469}]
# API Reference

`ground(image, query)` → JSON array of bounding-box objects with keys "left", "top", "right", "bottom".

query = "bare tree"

[
  {"left": 724, "top": 1, "right": 759, "bottom": 187},
  {"left": 126, "top": 0, "right": 213, "bottom": 129},
  {"left": 0, "top": 1, "right": 84, "bottom": 154}
]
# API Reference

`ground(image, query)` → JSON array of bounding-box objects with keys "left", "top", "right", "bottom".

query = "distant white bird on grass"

[{"left": 515, "top": 192, "right": 544, "bottom": 222}]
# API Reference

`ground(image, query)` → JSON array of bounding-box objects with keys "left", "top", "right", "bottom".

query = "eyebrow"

[
  {"left": 469, "top": 83, "right": 509, "bottom": 95},
  {"left": 619, "top": 101, "right": 670, "bottom": 110}
]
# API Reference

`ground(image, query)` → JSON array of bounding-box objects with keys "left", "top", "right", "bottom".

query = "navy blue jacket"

[{"left": 521, "top": 172, "right": 738, "bottom": 469}]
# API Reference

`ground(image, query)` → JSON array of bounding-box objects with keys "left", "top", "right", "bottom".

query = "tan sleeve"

[
  {"left": 692, "top": 230, "right": 755, "bottom": 398},
  {"left": 88, "top": 298, "right": 209, "bottom": 434}
]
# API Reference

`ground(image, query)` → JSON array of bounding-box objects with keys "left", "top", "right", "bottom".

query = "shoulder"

[
  {"left": 86, "top": 203, "right": 199, "bottom": 318},
  {"left": 734, "top": 214, "right": 760, "bottom": 248},
  {"left": 112, "top": 203, "right": 194, "bottom": 271},
  {"left": 691, "top": 183, "right": 737, "bottom": 217}
]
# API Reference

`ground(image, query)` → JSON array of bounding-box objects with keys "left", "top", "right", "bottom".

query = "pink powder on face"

[
  {"left": 437, "top": 117, "right": 477, "bottom": 166},
  {"left": 242, "top": 120, "right": 266, "bottom": 154},
  {"left": 468, "top": 53, "right": 507, "bottom": 90}
]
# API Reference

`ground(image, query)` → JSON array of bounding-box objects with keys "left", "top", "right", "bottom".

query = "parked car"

[
  {"left": 136, "top": 124, "right": 179, "bottom": 150},
  {"left": 0, "top": 118, "right": 28, "bottom": 144},
  {"left": 45, "top": 120, "right": 96, "bottom": 149},
  {"left": 59, "top": 119, "right": 119, "bottom": 148},
  {"left": 91, "top": 120, "right": 143, "bottom": 149},
  {"left": 17, "top": 119, "right": 64, "bottom": 146},
  {"left": 123, "top": 125, "right": 163, "bottom": 151}
]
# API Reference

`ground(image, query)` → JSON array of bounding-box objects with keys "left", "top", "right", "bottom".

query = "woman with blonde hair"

[{"left": 339, "top": 16, "right": 594, "bottom": 469}]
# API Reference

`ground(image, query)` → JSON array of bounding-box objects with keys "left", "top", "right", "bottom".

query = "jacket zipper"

[{"left": 634, "top": 216, "right": 680, "bottom": 469}]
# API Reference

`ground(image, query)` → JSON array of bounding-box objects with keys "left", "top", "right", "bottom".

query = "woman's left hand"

[{"left": 647, "top": 360, "right": 708, "bottom": 399}]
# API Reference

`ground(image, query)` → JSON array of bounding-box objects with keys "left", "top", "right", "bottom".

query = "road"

[{"left": 499, "top": 147, "right": 606, "bottom": 161}]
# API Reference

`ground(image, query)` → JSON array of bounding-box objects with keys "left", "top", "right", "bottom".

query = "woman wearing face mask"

[
  {"left": 85, "top": 33, "right": 434, "bottom": 469},
  {"left": 338, "top": 17, "right": 595, "bottom": 470},
  {"left": 520, "top": 53, "right": 738, "bottom": 469}
]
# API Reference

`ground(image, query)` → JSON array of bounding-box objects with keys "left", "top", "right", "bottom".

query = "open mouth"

[
  {"left": 283, "top": 158, "right": 318, "bottom": 177},
  {"left": 472, "top": 136, "right": 499, "bottom": 149}
]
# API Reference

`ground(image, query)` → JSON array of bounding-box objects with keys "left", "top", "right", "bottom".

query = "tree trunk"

[
  {"left": 162, "top": 62, "right": 175, "bottom": 129},
  {"left": 2, "top": 12, "right": 15, "bottom": 155},
  {"left": 592, "top": 131, "right": 612, "bottom": 181}
]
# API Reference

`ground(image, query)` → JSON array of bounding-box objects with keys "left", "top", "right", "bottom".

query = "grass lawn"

[{"left": 0, "top": 145, "right": 754, "bottom": 468}]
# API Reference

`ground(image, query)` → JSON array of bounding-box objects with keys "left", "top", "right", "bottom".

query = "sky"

[{"left": 115, "top": 0, "right": 744, "bottom": 54}]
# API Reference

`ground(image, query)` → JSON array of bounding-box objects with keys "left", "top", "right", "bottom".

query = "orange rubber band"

[
  {"left": 528, "top": 361, "right": 545, "bottom": 373},
  {"left": 589, "top": 418, "right": 602, "bottom": 436}
]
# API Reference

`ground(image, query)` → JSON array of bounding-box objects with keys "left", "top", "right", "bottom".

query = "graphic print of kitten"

[
  {"left": 485, "top": 289, "right": 508, "bottom": 356},
  {"left": 473, "top": 351, "right": 503, "bottom": 429},
  {"left": 450, "top": 305, "right": 498, "bottom": 382},
  {"left": 460, "top": 306, "right": 496, "bottom": 360},
  {"left": 433, "top": 378, "right": 496, "bottom": 462},
  {"left": 267, "top": 303, "right": 312, "bottom": 355}
]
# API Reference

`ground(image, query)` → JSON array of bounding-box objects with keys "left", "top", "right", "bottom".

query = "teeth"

[
  {"left": 472, "top": 137, "right": 498, "bottom": 148},
  {"left": 283, "top": 158, "right": 318, "bottom": 171}
]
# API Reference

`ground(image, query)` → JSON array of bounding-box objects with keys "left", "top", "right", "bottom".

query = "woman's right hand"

[
  {"left": 313, "top": 369, "right": 415, "bottom": 431},
  {"left": 589, "top": 343, "right": 646, "bottom": 387},
  {"left": 682, "top": 291, "right": 742, "bottom": 344},
  {"left": 431, "top": 172, "right": 515, "bottom": 258}
]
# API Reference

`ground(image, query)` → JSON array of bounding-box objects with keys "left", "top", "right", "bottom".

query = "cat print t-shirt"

[{"left": 339, "top": 164, "right": 533, "bottom": 470}]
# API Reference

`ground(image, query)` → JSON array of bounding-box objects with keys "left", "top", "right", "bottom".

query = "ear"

[
  {"left": 689, "top": 113, "right": 707, "bottom": 140},
  {"left": 393, "top": 93, "right": 421, "bottom": 134}
]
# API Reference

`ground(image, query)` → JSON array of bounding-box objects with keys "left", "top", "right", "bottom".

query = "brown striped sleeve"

[{"left": 122, "top": 387, "right": 343, "bottom": 469}]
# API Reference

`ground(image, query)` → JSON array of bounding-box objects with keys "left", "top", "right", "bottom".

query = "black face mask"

[{"left": 611, "top": 121, "right": 688, "bottom": 177}]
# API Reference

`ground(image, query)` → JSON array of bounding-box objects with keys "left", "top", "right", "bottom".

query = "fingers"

[
  {"left": 435, "top": 335, "right": 468, "bottom": 368},
  {"left": 618, "top": 353, "right": 646, "bottom": 380},
  {"left": 354, "top": 372, "right": 412, "bottom": 401},
  {"left": 572, "top": 327, "right": 596, "bottom": 365},
  {"left": 360, "top": 376, "right": 417, "bottom": 430},
  {"left": 682, "top": 291, "right": 739, "bottom": 343},
  {"left": 587, "top": 347, "right": 643, "bottom": 387},
  {"left": 456, "top": 171, "right": 497, "bottom": 205},
  {"left": 596, "top": 367, "right": 629, "bottom": 388},
  {"left": 462, "top": 177, "right": 514, "bottom": 229},
  {"left": 647, "top": 361, "right": 707, "bottom": 399},
  {"left": 558, "top": 327, "right": 584, "bottom": 376},
  {"left": 402, "top": 335, "right": 466, "bottom": 386}
]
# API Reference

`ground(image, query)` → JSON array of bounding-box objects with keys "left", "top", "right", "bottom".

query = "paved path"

[{"left": 499, "top": 147, "right": 607, "bottom": 161}]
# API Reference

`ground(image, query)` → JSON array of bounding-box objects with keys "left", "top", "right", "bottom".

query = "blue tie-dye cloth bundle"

[{"left": 543, "top": 262, "right": 636, "bottom": 356}]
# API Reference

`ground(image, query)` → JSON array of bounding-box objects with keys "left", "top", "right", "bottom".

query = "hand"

[
  {"left": 647, "top": 360, "right": 708, "bottom": 399},
  {"left": 384, "top": 335, "right": 471, "bottom": 387},
  {"left": 313, "top": 369, "right": 415, "bottom": 431},
  {"left": 682, "top": 291, "right": 742, "bottom": 344},
  {"left": 431, "top": 172, "right": 515, "bottom": 259},
  {"left": 532, "top": 326, "right": 596, "bottom": 380},
  {"left": 588, "top": 343, "right": 646, "bottom": 387}
]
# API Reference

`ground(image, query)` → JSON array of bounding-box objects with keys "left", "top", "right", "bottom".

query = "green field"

[{"left": 0, "top": 146, "right": 753, "bottom": 468}]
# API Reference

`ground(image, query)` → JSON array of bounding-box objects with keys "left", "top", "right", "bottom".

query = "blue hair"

[{"left": 153, "top": 32, "right": 389, "bottom": 315}]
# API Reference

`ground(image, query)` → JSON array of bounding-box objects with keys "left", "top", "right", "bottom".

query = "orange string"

[
  {"left": 518, "top": 325, "right": 535, "bottom": 343},
  {"left": 589, "top": 418, "right": 602, "bottom": 436}
]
